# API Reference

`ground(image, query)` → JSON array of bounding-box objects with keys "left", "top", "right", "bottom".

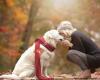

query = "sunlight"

[{"left": 52, "top": 0, "right": 79, "bottom": 10}]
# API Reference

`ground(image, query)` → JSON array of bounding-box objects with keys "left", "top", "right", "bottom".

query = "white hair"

[{"left": 57, "top": 21, "right": 74, "bottom": 30}]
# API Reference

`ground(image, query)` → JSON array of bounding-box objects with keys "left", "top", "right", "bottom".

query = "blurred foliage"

[{"left": 0, "top": 0, "right": 100, "bottom": 75}]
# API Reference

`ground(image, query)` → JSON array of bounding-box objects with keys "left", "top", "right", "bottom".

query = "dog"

[{"left": 0, "top": 29, "right": 64, "bottom": 80}]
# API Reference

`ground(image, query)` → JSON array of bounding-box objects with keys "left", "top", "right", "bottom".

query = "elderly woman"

[{"left": 57, "top": 21, "right": 100, "bottom": 78}]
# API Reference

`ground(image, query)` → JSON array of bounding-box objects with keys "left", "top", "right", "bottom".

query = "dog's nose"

[{"left": 59, "top": 39, "right": 63, "bottom": 41}]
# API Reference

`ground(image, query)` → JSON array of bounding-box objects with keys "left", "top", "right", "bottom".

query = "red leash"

[{"left": 35, "top": 37, "right": 54, "bottom": 80}]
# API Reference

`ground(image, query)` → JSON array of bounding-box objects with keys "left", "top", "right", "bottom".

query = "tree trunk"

[
  {"left": 20, "top": 0, "right": 40, "bottom": 53},
  {"left": 0, "top": 0, "right": 8, "bottom": 26}
]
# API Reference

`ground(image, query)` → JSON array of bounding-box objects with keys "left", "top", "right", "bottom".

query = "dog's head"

[{"left": 44, "top": 30, "right": 64, "bottom": 47}]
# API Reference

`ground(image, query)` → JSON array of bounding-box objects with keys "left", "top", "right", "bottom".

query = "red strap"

[
  {"left": 35, "top": 37, "right": 55, "bottom": 52},
  {"left": 35, "top": 41, "right": 54, "bottom": 80}
]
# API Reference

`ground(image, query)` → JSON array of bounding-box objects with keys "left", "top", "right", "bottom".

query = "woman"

[{"left": 57, "top": 21, "right": 100, "bottom": 78}]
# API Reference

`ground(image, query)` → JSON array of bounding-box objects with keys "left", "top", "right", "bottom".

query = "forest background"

[{"left": 0, "top": 0, "right": 100, "bottom": 75}]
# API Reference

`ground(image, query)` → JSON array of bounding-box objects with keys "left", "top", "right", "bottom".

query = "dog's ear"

[
  {"left": 47, "top": 30, "right": 58, "bottom": 39},
  {"left": 44, "top": 30, "right": 53, "bottom": 40},
  {"left": 44, "top": 30, "right": 64, "bottom": 41}
]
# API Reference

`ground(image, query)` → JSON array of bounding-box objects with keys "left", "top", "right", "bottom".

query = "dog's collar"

[{"left": 35, "top": 37, "right": 55, "bottom": 52}]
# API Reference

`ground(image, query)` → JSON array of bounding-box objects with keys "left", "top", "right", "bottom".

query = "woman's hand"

[{"left": 61, "top": 40, "right": 73, "bottom": 48}]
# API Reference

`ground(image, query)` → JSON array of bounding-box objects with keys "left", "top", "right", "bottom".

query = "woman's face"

[
  {"left": 58, "top": 30, "right": 71, "bottom": 39},
  {"left": 58, "top": 30, "right": 73, "bottom": 47}
]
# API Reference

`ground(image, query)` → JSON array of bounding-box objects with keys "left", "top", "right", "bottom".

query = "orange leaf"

[
  {"left": 6, "top": 0, "right": 15, "bottom": 7},
  {"left": 13, "top": 8, "right": 28, "bottom": 24}
]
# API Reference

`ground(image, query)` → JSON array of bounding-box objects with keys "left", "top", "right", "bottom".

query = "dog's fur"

[{"left": 0, "top": 30, "right": 64, "bottom": 79}]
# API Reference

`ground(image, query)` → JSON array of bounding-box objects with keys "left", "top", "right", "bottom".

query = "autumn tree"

[{"left": 20, "top": 0, "right": 41, "bottom": 52}]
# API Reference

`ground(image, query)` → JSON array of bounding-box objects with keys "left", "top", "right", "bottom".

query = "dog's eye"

[{"left": 59, "top": 39, "right": 63, "bottom": 41}]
